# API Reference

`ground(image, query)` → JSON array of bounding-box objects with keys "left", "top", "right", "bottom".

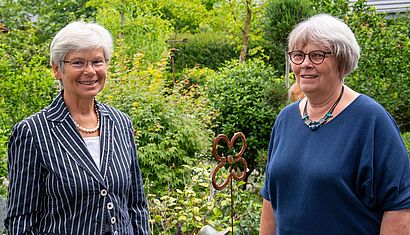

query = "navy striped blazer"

[{"left": 6, "top": 92, "right": 149, "bottom": 234}]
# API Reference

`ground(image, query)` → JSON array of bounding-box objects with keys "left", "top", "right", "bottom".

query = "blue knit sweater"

[{"left": 261, "top": 95, "right": 410, "bottom": 234}]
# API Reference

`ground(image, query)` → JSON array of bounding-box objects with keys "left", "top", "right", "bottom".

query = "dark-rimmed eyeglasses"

[
  {"left": 288, "top": 50, "right": 334, "bottom": 65},
  {"left": 61, "top": 59, "right": 108, "bottom": 70}
]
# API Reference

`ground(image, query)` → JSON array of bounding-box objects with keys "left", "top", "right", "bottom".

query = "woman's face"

[
  {"left": 290, "top": 42, "right": 340, "bottom": 97},
  {"left": 53, "top": 48, "right": 107, "bottom": 101}
]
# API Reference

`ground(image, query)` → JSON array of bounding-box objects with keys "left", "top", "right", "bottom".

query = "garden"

[{"left": 0, "top": 0, "right": 409, "bottom": 234}]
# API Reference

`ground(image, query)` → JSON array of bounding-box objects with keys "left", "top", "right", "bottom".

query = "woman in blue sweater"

[{"left": 260, "top": 14, "right": 410, "bottom": 234}]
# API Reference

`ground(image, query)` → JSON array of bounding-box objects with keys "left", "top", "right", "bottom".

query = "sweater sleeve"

[
  {"left": 359, "top": 110, "right": 410, "bottom": 211},
  {"left": 261, "top": 126, "right": 275, "bottom": 201}
]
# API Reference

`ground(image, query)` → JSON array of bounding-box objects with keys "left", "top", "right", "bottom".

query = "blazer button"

[
  {"left": 100, "top": 189, "right": 108, "bottom": 196},
  {"left": 111, "top": 217, "right": 116, "bottom": 224},
  {"left": 107, "top": 202, "right": 114, "bottom": 210}
]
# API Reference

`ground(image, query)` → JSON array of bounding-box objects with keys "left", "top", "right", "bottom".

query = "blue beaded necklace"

[{"left": 302, "top": 85, "right": 344, "bottom": 131}]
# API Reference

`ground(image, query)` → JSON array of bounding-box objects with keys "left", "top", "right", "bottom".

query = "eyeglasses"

[
  {"left": 61, "top": 59, "right": 108, "bottom": 70},
  {"left": 288, "top": 50, "right": 334, "bottom": 65}
]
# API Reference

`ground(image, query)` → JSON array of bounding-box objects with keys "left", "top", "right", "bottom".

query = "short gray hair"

[
  {"left": 50, "top": 21, "right": 113, "bottom": 67},
  {"left": 288, "top": 14, "right": 360, "bottom": 78}
]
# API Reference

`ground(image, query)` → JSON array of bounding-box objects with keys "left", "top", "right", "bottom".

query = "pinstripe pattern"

[{"left": 6, "top": 92, "right": 149, "bottom": 235}]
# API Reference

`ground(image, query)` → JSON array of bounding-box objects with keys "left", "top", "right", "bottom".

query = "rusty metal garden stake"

[{"left": 211, "top": 132, "right": 247, "bottom": 235}]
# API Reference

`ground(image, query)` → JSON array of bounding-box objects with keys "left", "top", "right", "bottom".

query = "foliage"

[
  {"left": 1, "top": 1, "right": 410, "bottom": 233},
  {"left": 154, "top": 0, "right": 208, "bottom": 33},
  {"left": 147, "top": 162, "right": 263, "bottom": 234},
  {"left": 348, "top": 3, "right": 410, "bottom": 132},
  {"left": 0, "top": 24, "right": 57, "bottom": 131},
  {"left": 200, "top": 0, "right": 267, "bottom": 61},
  {"left": 199, "top": 0, "right": 252, "bottom": 34},
  {"left": 0, "top": 129, "right": 8, "bottom": 198},
  {"left": 172, "top": 32, "right": 239, "bottom": 72},
  {"left": 98, "top": 51, "right": 213, "bottom": 191},
  {"left": 262, "top": 0, "right": 313, "bottom": 72},
  {"left": 0, "top": 56, "right": 57, "bottom": 130},
  {"left": 0, "top": 25, "right": 49, "bottom": 72},
  {"left": 0, "top": 0, "right": 95, "bottom": 42},
  {"left": 310, "top": 0, "right": 351, "bottom": 17},
  {"left": 87, "top": 0, "right": 173, "bottom": 66},
  {"left": 178, "top": 66, "right": 216, "bottom": 87},
  {"left": 402, "top": 132, "right": 410, "bottom": 155},
  {"left": 207, "top": 58, "right": 287, "bottom": 180}
]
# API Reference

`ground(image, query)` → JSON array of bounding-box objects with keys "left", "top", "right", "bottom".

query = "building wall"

[{"left": 350, "top": 0, "right": 410, "bottom": 14}]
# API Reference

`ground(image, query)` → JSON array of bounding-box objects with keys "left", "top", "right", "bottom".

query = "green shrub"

[
  {"left": 345, "top": 1, "right": 410, "bottom": 132},
  {"left": 0, "top": 56, "right": 57, "bottom": 130},
  {"left": 311, "top": 0, "right": 351, "bottom": 17},
  {"left": 402, "top": 132, "right": 410, "bottom": 155},
  {"left": 207, "top": 58, "right": 287, "bottom": 180},
  {"left": 178, "top": 66, "right": 216, "bottom": 86},
  {"left": 173, "top": 32, "right": 239, "bottom": 71},
  {"left": 99, "top": 52, "right": 213, "bottom": 191},
  {"left": 147, "top": 162, "right": 263, "bottom": 234}
]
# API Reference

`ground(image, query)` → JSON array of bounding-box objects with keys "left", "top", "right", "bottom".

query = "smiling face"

[
  {"left": 291, "top": 43, "right": 341, "bottom": 97},
  {"left": 53, "top": 48, "right": 107, "bottom": 102}
]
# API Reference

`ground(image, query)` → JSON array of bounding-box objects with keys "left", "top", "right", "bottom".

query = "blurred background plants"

[{"left": 0, "top": 0, "right": 409, "bottom": 233}]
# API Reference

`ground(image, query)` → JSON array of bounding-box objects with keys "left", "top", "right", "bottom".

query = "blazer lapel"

[
  {"left": 98, "top": 103, "right": 114, "bottom": 179},
  {"left": 46, "top": 92, "right": 106, "bottom": 186}
]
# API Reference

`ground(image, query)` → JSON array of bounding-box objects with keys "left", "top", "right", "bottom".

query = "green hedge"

[{"left": 172, "top": 32, "right": 239, "bottom": 71}]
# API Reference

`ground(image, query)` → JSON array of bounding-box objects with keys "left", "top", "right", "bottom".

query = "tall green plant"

[
  {"left": 207, "top": 58, "right": 287, "bottom": 180},
  {"left": 262, "top": 0, "right": 313, "bottom": 72}
]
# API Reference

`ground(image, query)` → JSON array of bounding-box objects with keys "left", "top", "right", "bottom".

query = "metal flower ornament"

[{"left": 211, "top": 132, "right": 247, "bottom": 234}]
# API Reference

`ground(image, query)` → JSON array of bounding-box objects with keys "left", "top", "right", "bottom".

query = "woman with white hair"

[
  {"left": 6, "top": 21, "right": 149, "bottom": 234},
  {"left": 260, "top": 14, "right": 410, "bottom": 234}
]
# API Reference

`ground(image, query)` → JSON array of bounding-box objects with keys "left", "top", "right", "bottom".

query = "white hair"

[
  {"left": 288, "top": 14, "right": 360, "bottom": 78},
  {"left": 50, "top": 21, "right": 113, "bottom": 67}
]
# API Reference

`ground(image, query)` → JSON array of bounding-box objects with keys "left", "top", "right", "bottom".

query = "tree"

[
  {"left": 87, "top": 0, "right": 173, "bottom": 65},
  {"left": 262, "top": 0, "right": 313, "bottom": 72}
]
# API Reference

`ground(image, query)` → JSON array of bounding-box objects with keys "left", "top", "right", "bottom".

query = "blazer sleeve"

[
  {"left": 127, "top": 124, "right": 149, "bottom": 234},
  {"left": 6, "top": 121, "right": 44, "bottom": 235}
]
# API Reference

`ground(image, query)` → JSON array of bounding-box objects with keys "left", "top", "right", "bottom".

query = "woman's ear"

[{"left": 52, "top": 63, "right": 61, "bottom": 80}]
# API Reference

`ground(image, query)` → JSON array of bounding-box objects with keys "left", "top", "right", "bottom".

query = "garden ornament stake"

[{"left": 211, "top": 132, "right": 247, "bottom": 235}]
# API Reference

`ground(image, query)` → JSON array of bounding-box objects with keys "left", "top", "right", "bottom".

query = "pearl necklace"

[
  {"left": 302, "top": 85, "right": 344, "bottom": 131},
  {"left": 73, "top": 106, "right": 100, "bottom": 134}
]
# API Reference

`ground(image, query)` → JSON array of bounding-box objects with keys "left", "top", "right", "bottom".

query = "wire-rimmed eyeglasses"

[
  {"left": 61, "top": 59, "right": 108, "bottom": 70},
  {"left": 288, "top": 50, "right": 334, "bottom": 65}
]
